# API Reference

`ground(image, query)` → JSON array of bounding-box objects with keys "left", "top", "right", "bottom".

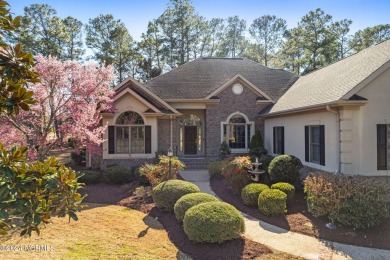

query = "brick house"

[{"left": 100, "top": 39, "right": 390, "bottom": 176}]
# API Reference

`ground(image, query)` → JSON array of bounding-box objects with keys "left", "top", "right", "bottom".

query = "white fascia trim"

[
  {"left": 205, "top": 74, "right": 273, "bottom": 101},
  {"left": 341, "top": 60, "right": 390, "bottom": 99}
]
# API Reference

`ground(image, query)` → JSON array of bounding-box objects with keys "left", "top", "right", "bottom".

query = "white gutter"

[{"left": 326, "top": 105, "right": 341, "bottom": 174}]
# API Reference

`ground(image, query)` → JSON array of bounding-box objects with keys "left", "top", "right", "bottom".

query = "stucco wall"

[
  {"left": 354, "top": 67, "right": 390, "bottom": 176},
  {"left": 205, "top": 80, "right": 267, "bottom": 158},
  {"left": 264, "top": 110, "right": 339, "bottom": 173}
]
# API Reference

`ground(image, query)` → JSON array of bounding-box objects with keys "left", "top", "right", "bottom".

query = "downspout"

[
  {"left": 170, "top": 115, "right": 173, "bottom": 150},
  {"left": 326, "top": 105, "right": 341, "bottom": 174}
]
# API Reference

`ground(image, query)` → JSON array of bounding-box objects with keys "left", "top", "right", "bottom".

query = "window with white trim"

[{"left": 222, "top": 113, "right": 254, "bottom": 152}]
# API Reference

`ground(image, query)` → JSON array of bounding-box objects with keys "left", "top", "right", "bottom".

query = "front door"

[{"left": 184, "top": 126, "right": 197, "bottom": 154}]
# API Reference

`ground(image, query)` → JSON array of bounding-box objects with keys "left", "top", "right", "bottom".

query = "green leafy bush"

[
  {"left": 71, "top": 149, "right": 86, "bottom": 166},
  {"left": 260, "top": 155, "right": 274, "bottom": 172},
  {"left": 183, "top": 201, "right": 245, "bottom": 243},
  {"left": 258, "top": 189, "right": 287, "bottom": 216},
  {"left": 249, "top": 130, "right": 264, "bottom": 149},
  {"left": 268, "top": 155, "right": 303, "bottom": 184},
  {"left": 133, "top": 166, "right": 150, "bottom": 185},
  {"left": 208, "top": 160, "right": 225, "bottom": 178},
  {"left": 152, "top": 180, "right": 200, "bottom": 212},
  {"left": 305, "top": 172, "right": 390, "bottom": 229},
  {"left": 78, "top": 170, "right": 101, "bottom": 184},
  {"left": 104, "top": 165, "right": 132, "bottom": 184},
  {"left": 219, "top": 141, "right": 231, "bottom": 159},
  {"left": 222, "top": 156, "right": 252, "bottom": 194},
  {"left": 174, "top": 193, "right": 219, "bottom": 222},
  {"left": 241, "top": 183, "right": 269, "bottom": 206},
  {"left": 271, "top": 182, "right": 295, "bottom": 201}
]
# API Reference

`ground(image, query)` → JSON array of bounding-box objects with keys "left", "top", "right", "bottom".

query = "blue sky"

[{"left": 9, "top": 0, "right": 390, "bottom": 41}]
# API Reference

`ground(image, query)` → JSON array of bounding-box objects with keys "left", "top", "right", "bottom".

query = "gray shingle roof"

[
  {"left": 267, "top": 39, "right": 390, "bottom": 115},
  {"left": 144, "top": 57, "right": 298, "bottom": 100}
]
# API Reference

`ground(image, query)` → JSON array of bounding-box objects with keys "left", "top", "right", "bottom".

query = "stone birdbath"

[{"left": 248, "top": 157, "right": 265, "bottom": 182}]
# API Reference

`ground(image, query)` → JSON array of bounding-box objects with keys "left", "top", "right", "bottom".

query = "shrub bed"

[
  {"left": 268, "top": 155, "right": 302, "bottom": 184},
  {"left": 241, "top": 183, "right": 269, "bottom": 207},
  {"left": 77, "top": 170, "right": 100, "bottom": 184},
  {"left": 271, "top": 182, "right": 295, "bottom": 201},
  {"left": 222, "top": 156, "right": 252, "bottom": 194},
  {"left": 305, "top": 172, "right": 390, "bottom": 229},
  {"left": 174, "top": 193, "right": 219, "bottom": 222},
  {"left": 133, "top": 166, "right": 150, "bottom": 185},
  {"left": 104, "top": 166, "right": 132, "bottom": 184},
  {"left": 152, "top": 180, "right": 200, "bottom": 212},
  {"left": 258, "top": 189, "right": 287, "bottom": 216},
  {"left": 183, "top": 201, "right": 245, "bottom": 243}
]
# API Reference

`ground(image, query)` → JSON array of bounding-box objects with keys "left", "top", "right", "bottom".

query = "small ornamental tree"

[
  {"left": 140, "top": 156, "right": 185, "bottom": 187},
  {"left": 0, "top": 55, "right": 114, "bottom": 160},
  {"left": 0, "top": 1, "right": 84, "bottom": 236},
  {"left": 222, "top": 156, "right": 252, "bottom": 194}
]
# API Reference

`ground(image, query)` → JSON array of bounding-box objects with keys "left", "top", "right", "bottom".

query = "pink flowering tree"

[{"left": 0, "top": 55, "right": 115, "bottom": 161}]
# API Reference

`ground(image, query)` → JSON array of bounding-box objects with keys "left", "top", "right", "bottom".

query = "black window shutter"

[
  {"left": 108, "top": 126, "right": 115, "bottom": 154},
  {"left": 273, "top": 127, "right": 276, "bottom": 154},
  {"left": 281, "top": 127, "right": 285, "bottom": 155},
  {"left": 319, "top": 125, "right": 325, "bottom": 166},
  {"left": 377, "top": 124, "right": 387, "bottom": 170},
  {"left": 145, "top": 126, "right": 152, "bottom": 154},
  {"left": 305, "top": 126, "right": 309, "bottom": 162}
]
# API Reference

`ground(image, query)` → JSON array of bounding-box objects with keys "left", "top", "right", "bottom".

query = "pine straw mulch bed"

[
  {"left": 210, "top": 176, "right": 390, "bottom": 250},
  {"left": 81, "top": 182, "right": 280, "bottom": 260}
]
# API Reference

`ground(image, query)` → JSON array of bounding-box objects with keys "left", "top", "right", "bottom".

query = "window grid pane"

[
  {"left": 131, "top": 126, "right": 145, "bottom": 153},
  {"left": 309, "top": 126, "right": 320, "bottom": 163},
  {"left": 275, "top": 127, "right": 283, "bottom": 154},
  {"left": 116, "top": 127, "right": 129, "bottom": 154}
]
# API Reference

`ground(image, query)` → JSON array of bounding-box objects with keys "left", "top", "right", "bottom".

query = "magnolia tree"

[{"left": 0, "top": 55, "right": 115, "bottom": 160}]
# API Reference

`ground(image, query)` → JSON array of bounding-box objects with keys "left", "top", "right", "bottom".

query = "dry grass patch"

[{"left": 0, "top": 204, "right": 179, "bottom": 260}]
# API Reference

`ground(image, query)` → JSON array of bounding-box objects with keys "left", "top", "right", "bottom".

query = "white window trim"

[{"left": 220, "top": 112, "right": 254, "bottom": 153}]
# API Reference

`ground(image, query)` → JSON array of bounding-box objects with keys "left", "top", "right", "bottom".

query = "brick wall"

[
  {"left": 157, "top": 118, "right": 178, "bottom": 153},
  {"left": 205, "top": 81, "right": 267, "bottom": 158}
]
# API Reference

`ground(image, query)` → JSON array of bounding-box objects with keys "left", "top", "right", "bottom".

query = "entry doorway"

[{"left": 184, "top": 126, "right": 197, "bottom": 154}]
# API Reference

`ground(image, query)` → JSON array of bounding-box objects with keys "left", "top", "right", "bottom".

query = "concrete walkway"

[{"left": 180, "top": 170, "right": 390, "bottom": 260}]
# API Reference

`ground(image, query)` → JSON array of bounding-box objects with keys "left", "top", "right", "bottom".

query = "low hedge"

[
  {"left": 241, "top": 183, "right": 269, "bottom": 207},
  {"left": 183, "top": 201, "right": 245, "bottom": 243},
  {"left": 77, "top": 170, "right": 101, "bottom": 184},
  {"left": 174, "top": 193, "right": 219, "bottom": 222},
  {"left": 305, "top": 172, "right": 390, "bottom": 229},
  {"left": 271, "top": 182, "right": 295, "bottom": 201},
  {"left": 104, "top": 166, "right": 132, "bottom": 184},
  {"left": 258, "top": 189, "right": 287, "bottom": 216},
  {"left": 152, "top": 180, "right": 200, "bottom": 212}
]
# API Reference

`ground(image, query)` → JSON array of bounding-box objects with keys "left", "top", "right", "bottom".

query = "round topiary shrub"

[
  {"left": 271, "top": 182, "right": 295, "bottom": 201},
  {"left": 152, "top": 180, "right": 200, "bottom": 212},
  {"left": 104, "top": 166, "right": 132, "bottom": 184},
  {"left": 174, "top": 193, "right": 219, "bottom": 222},
  {"left": 268, "top": 155, "right": 303, "bottom": 184},
  {"left": 77, "top": 170, "right": 101, "bottom": 184},
  {"left": 258, "top": 189, "right": 287, "bottom": 216},
  {"left": 241, "top": 183, "right": 269, "bottom": 206},
  {"left": 183, "top": 201, "right": 245, "bottom": 243}
]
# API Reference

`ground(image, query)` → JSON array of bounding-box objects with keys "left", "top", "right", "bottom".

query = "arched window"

[
  {"left": 115, "top": 111, "right": 145, "bottom": 154},
  {"left": 116, "top": 111, "right": 144, "bottom": 125},
  {"left": 222, "top": 112, "right": 254, "bottom": 152}
]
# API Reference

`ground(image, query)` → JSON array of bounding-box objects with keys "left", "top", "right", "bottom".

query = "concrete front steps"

[{"left": 180, "top": 157, "right": 213, "bottom": 169}]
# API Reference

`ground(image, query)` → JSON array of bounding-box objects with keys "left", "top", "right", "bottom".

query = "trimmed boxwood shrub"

[
  {"left": 77, "top": 170, "right": 101, "bottom": 184},
  {"left": 268, "top": 155, "right": 303, "bottom": 184},
  {"left": 271, "top": 182, "right": 295, "bottom": 201},
  {"left": 104, "top": 166, "right": 132, "bottom": 184},
  {"left": 174, "top": 193, "right": 219, "bottom": 222},
  {"left": 183, "top": 201, "right": 245, "bottom": 243},
  {"left": 241, "top": 183, "right": 269, "bottom": 206},
  {"left": 258, "top": 189, "right": 287, "bottom": 216},
  {"left": 152, "top": 180, "right": 200, "bottom": 212}
]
